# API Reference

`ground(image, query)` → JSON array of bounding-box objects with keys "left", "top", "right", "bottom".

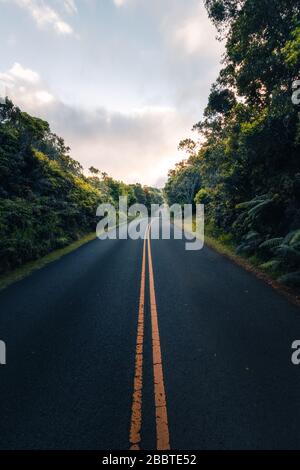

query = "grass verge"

[
  {"left": 0, "top": 232, "right": 96, "bottom": 292},
  {"left": 0, "top": 217, "right": 137, "bottom": 292}
]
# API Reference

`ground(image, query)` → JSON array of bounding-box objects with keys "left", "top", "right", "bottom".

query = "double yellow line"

[{"left": 129, "top": 222, "right": 170, "bottom": 451}]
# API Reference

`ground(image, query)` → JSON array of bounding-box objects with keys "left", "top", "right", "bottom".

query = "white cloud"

[
  {"left": 9, "top": 0, "right": 74, "bottom": 35},
  {"left": 5, "top": 63, "right": 40, "bottom": 84},
  {"left": 0, "top": 63, "right": 55, "bottom": 108},
  {"left": 0, "top": 62, "right": 188, "bottom": 185},
  {"left": 169, "top": 3, "right": 223, "bottom": 57},
  {"left": 113, "top": 0, "right": 126, "bottom": 7},
  {"left": 0, "top": 1, "right": 224, "bottom": 186},
  {"left": 60, "top": 105, "right": 187, "bottom": 185},
  {"left": 35, "top": 90, "right": 55, "bottom": 104}
]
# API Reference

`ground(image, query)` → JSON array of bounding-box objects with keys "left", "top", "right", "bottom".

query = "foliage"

[
  {"left": 164, "top": 147, "right": 202, "bottom": 206},
  {"left": 0, "top": 99, "right": 162, "bottom": 273},
  {"left": 165, "top": 0, "right": 300, "bottom": 288}
]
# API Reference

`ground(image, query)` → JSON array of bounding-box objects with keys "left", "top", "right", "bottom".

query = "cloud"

[
  {"left": 167, "top": 2, "right": 223, "bottom": 57},
  {"left": 0, "top": 63, "right": 55, "bottom": 107},
  {"left": 7, "top": 0, "right": 74, "bottom": 35},
  {"left": 0, "top": 63, "right": 189, "bottom": 186},
  {"left": 113, "top": 0, "right": 127, "bottom": 7},
  {"left": 0, "top": 1, "right": 224, "bottom": 186},
  {"left": 2, "top": 62, "right": 40, "bottom": 84},
  {"left": 35, "top": 90, "right": 56, "bottom": 104},
  {"left": 55, "top": 104, "right": 188, "bottom": 185}
]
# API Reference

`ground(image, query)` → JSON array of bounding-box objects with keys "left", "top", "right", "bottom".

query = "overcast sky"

[{"left": 0, "top": 0, "right": 223, "bottom": 186}]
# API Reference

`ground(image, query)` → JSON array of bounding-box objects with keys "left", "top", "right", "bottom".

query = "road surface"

[{"left": 0, "top": 218, "right": 300, "bottom": 450}]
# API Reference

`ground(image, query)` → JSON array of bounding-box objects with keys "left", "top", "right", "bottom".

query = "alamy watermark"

[
  {"left": 291, "top": 340, "right": 300, "bottom": 365},
  {"left": 289, "top": 88, "right": 300, "bottom": 363},
  {"left": 96, "top": 198, "right": 205, "bottom": 251},
  {"left": 292, "top": 80, "right": 300, "bottom": 105},
  {"left": 0, "top": 340, "right": 6, "bottom": 365}
]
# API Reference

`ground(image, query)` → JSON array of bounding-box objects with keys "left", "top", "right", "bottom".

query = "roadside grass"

[
  {"left": 0, "top": 216, "right": 138, "bottom": 292},
  {"left": 0, "top": 232, "right": 96, "bottom": 292}
]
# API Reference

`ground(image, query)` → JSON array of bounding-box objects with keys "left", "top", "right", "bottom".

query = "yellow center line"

[
  {"left": 129, "top": 225, "right": 149, "bottom": 450},
  {"left": 129, "top": 220, "right": 170, "bottom": 450},
  {"left": 147, "top": 223, "right": 170, "bottom": 451}
]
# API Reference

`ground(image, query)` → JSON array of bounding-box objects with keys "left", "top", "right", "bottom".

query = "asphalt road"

[{"left": 0, "top": 218, "right": 300, "bottom": 450}]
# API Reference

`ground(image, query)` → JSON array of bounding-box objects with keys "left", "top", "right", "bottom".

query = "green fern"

[
  {"left": 236, "top": 195, "right": 269, "bottom": 210},
  {"left": 260, "top": 260, "right": 281, "bottom": 273},
  {"left": 236, "top": 200, "right": 261, "bottom": 210},
  {"left": 245, "top": 231, "right": 261, "bottom": 241},
  {"left": 259, "top": 238, "right": 284, "bottom": 250},
  {"left": 278, "top": 271, "right": 300, "bottom": 288},
  {"left": 288, "top": 230, "right": 300, "bottom": 247},
  {"left": 247, "top": 199, "right": 273, "bottom": 220},
  {"left": 292, "top": 242, "right": 300, "bottom": 251},
  {"left": 275, "top": 245, "right": 300, "bottom": 267},
  {"left": 236, "top": 243, "right": 253, "bottom": 255}
]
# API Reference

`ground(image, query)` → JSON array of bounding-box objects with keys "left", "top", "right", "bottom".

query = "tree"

[{"left": 165, "top": 0, "right": 300, "bottom": 285}]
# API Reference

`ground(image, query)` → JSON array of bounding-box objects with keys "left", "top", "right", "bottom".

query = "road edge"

[
  {"left": 173, "top": 220, "right": 300, "bottom": 309},
  {"left": 204, "top": 234, "right": 300, "bottom": 308},
  {"left": 0, "top": 218, "right": 137, "bottom": 292},
  {"left": 0, "top": 232, "right": 97, "bottom": 292}
]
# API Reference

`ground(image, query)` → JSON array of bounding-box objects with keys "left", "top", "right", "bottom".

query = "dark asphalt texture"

[{"left": 0, "top": 221, "right": 300, "bottom": 450}]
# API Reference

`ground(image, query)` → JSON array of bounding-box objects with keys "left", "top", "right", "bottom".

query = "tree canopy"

[
  {"left": 165, "top": 0, "right": 300, "bottom": 287},
  {"left": 0, "top": 99, "right": 162, "bottom": 274}
]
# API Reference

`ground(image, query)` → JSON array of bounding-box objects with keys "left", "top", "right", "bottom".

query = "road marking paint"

[
  {"left": 129, "top": 221, "right": 170, "bottom": 450},
  {"left": 129, "top": 226, "right": 149, "bottom": 450},
  {"left": 147, "top": 225, "right": 170, "bottom": 451}
]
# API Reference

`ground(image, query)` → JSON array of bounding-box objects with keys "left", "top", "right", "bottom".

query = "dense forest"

[
  {"left": 0, "top": 99, "right": 162, "bottom": 274},
  {"left": 165, "top": 0, "right": 300, "bottom": 288}
]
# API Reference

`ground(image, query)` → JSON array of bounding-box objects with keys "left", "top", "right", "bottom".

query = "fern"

[
  {"left": 236, "top": 194, "right": 269, "bottom": 210},
  {"left": 247, "top": 199, "right": 273, "bottom": 220},
  {"left": 259, "top": 238, "right": 284, "bottom": 250},
  {"left": 245, "top": 231, "right": 261, "bottom": 242},
  {"left": 292, "top": 242, "right": 300, "bottom": 251},
  {"left": 275, "top": 245, "right": 300, "bottom": 267},
  {"left": 288, "top": 230, "right": 300, "bottom": 247},
  {"left": 236, "top": 243, "right": 253, "bottom": 255},
  {"left": 260, "top": 260, "right": 281, "bottom": 273},
  {"left": 236, "top": 200, "right": 261, "bottom": 210},
  {"left": 278, "top": 271, "right": 300, "bottom": 288}
]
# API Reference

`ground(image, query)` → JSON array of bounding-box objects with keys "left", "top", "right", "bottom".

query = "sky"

[{"left": 0, "top": 0, "right": 224, "bottom": 187}]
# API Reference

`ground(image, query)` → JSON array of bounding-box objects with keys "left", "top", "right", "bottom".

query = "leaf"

[
  {"left": 288, "top": 230, "right": 300, "bottom": 247},
  {"left": 259, "top": 238, "right": 284, "bottom": 250},
  {"left": 275, "top": 245, "right": 300, "bottom": 267},
  {"left": 278, "top": 271, "right": 300, "bottom": 288},
  {"left": 260, "top": 260, "right": 281, "bottom": 273}
]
